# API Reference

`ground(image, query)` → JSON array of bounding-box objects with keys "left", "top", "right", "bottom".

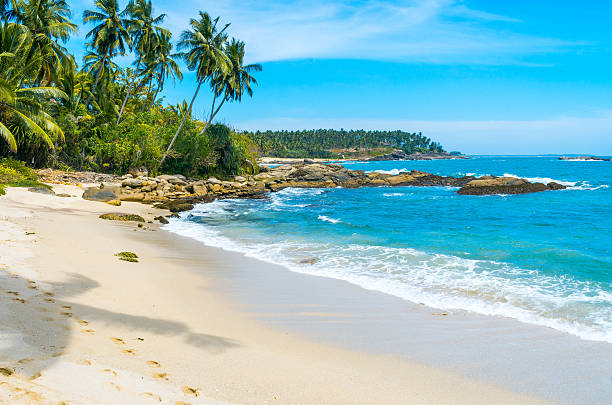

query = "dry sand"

[{"left": 0, "top": 184, "right": 549, "bottom": 404}]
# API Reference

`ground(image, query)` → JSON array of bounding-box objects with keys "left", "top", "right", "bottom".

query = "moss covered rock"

[{"left": 99, "top": 213, "right": 145, "bottom": 222}]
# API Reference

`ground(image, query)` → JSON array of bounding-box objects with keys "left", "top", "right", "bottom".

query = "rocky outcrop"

[
  {"left": 558, "top": 156, "right": 610, "bottom": 161},
  {"left": 368, "top": 150, "right": 469, "bottom": 161},
  {"left": 457, "top": 177, "right": 565, "bottom": 195},
  {"left": 79, "top": 163, "right": 565, "bottom": 211}
]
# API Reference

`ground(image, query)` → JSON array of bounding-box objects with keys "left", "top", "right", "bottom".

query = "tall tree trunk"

[
  {"left": 141, "top": 77, "right": 153, "bottom": 113},
  {"left": 199, "top": 96, "right": 226, "bottom": 135},
  {"left": 86, "top": 55, "right": 107, "bottom": 107},
  {"left": 159, "top": 80, "right": 203, "bottom": 166},
  {"left": 148, "top": 81, "right": 161, "bottom": 110},
  {"left": 117, "top": 57, "right": 142, "bottom": 124}
]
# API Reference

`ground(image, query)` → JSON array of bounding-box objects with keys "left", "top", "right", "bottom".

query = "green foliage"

[
  {"left": 246, "top": 129, "right": 445, "bottom": 158},
  {"left": 0, "top": 157, "right": 49, "bottom": 194},
  {"left": 115, "top": 251, "right": 139, "bottom": 262}
]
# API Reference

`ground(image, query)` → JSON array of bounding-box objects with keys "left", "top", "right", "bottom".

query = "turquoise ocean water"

[{"left": 165, "top": 156, "right": 612, "bottom": 342}]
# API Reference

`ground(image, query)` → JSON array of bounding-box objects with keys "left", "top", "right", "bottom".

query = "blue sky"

[{"left": 68, "top": 0, "right": 612, "bottom": 154}]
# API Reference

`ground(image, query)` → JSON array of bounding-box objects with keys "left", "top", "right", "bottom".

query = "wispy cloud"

[{"left": 160, "top": 0, "right": 584, "bottom": 64}]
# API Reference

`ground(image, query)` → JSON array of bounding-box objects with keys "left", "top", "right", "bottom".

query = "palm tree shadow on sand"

[{"left": 0, "top": 271, "right": 239, "bottom": 380}]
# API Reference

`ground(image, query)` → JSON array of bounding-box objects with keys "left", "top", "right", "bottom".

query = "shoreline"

[{"left": 0, "top": 184, "right": 551, "bottom": 404}]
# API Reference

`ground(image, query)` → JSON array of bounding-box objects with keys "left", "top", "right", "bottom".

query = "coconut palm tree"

[
  {"left": 0, "top": 23, "right": 66, "bottom": 152},
  {"left": 139, "top": 31, "right": 182, "bottom": 111},
  {"left": 82, "top": 0, "right": 130, "bottom": 107},
  {"left": 200, "top": 38, "right": 261, "bottom": 134},
  {"left": 13, "top": 0, "right": 77, "bottom": 86},
  {"left": 159, "top": 11, "right": 230, "bottom": 165},
  {"left": 117, "top": 0, "right": 169, "bottom": 123}
]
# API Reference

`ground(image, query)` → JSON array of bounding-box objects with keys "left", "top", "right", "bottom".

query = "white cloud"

[
  {"left": 161, "top": 0, "right": 584, "bottom": 64},
  {"left": 233, "top": 114, "right": 612, "bottom": 155}
]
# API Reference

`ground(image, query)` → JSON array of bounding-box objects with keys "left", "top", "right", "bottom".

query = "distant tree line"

[{"left": 245, "top": 129, "right": 445, "bottom": 158}]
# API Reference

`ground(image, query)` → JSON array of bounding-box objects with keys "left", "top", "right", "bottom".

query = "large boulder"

[
  {"left": 456, "top": 177, "right": 563, "bottom": 195},
  {"left": 82, "top": 184, "right": 120, "bottom": 201}
]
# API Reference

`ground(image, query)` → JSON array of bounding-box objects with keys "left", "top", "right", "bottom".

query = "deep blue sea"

[{"left": 165, "top": 156, "right": 612, "bottom": 342}]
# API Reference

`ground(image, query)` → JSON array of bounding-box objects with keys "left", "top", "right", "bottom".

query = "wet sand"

[{"left": 0, "top": 184, "right": 551, "bottom": 404}]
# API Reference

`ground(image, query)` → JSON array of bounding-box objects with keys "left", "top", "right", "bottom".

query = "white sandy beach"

[{"left": 0, "top": 184, "right": 549, "bottom": 404}]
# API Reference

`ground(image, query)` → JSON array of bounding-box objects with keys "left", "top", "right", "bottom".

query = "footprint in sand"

[
  {"left": 175, "top": 402, "right": 193, "bottom": 405},
  {"left": 61, "top": 305, "right": 72, "bottom": 310},
  {"left": 43, "top": 298, "right": 55, "bottom": 303},
  {"left": 60, "top": 312, "right": 73, "bottom": 317},
  {"left": 0, "top": 367, "right": 14, "bottom": 376},
  {"left": 121, "top": 349, "right": 136, "bottom": 356},
  {"left": 152, "top": 372, "right": 168, "bottom": 381},
  {"left": 182, "top": 386, "right": 200, "bottom": 397},
  {"left": 141, "top": 392, "right": 162, "bottom": 402},
  {"left": 103, "top": 368, "right": 118, "bottom": 377},
  {"left": 77, "top": 320, "right": 89, "bottom": 326},
  {"left": 81, "top": 329, "right": 95, "bottom": 335},
  {"left": 108, "top": 382, "right": 121, "bottom": 391},
  {"left": 111, "top": 337, "right": 125, "bottom": 345},
  {"left": 146, "top": 360, "right": 161, "bottom": 368},
  {"left": 7, "top": 291, "right": 19, "bottom": 296},
  {"left": 44, "top": 292, "right": 54, "bottom": 297},
  {"left": 12, "top": 298, "right": 26, "bottom": 303}
]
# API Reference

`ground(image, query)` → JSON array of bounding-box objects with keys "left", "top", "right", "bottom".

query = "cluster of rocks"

[
  {"left": 367, "top": 150, "right": 469, "bottom": 161},
  {"left": 456, "top": 176, "right": 565, "bottom": 195},
  {"left": 80, "top": 162, "right": 567, "bottom": 211},
  {"left": 37, "top": 168, "right": 120, "bottom": 184},
  {"left": 558, "top": 156, "right": 610, "bottom": 161}
]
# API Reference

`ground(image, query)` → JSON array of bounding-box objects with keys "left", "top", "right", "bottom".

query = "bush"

[{"left": 0, "top": 158, "right": 49, "bottom": 195}]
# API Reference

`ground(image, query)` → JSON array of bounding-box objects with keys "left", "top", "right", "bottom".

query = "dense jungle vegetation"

[
  {"left": 246, "top": 129, "right": 445, "bottom": 158},
  {"left": 0, "top": 0, "right": 261, "bottom": 178}
]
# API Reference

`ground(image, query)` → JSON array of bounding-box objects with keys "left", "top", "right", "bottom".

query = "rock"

[
  {"left": 456, "top": 177, "right": 562, "bottom": 195},
  {"left": 547, "top": 182, "right": 565, "bottom": 190},
  {"left": 128, "top": 166, "right": 149, "bottom": 177},
  {"left": 56, "top": 193, "right": 72, "bottom": 197},
  {"left": 169, "top": 203, "right": 193, "bottom": 213},
  {"left": 99, "top": 213, "right": 145, "bottom": 222},
  {"left": 167, "top": 177, "right": 187, "bottom": 186},
  {"left": 28, "top": 186, "right": 55, "bottom": 195},
  {"left": 207, "top": 177, "right": 222, "bottom": 185},
  {"left": 234, "top": 176, "right": 247, "bottom": 183},
  {"left": 258, "top": 165, "right": 270, "bottom": 173},
  {"left": 121, "top": 178, "right": 143, "bottom": 188},
  {"left": 82, "top": 185, "right": 120, "bottom": 202},
  {"left": 154, "top": 215, "right": 169, "bottom": 224},
  {"left": 106, "top": 199, "right": 121, "bottom": 206},
  {"left": 558, "top": 156, "right": 610, "bottom": 161},
  {"left": 119, "top": 192, "right": 145, "bottom": 202}
]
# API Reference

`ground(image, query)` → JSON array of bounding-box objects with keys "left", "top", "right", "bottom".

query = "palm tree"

[
  {"left": 82, "top": 0, "right": 130, "bottom": 107},
  {"left": 199, "top": 38, "right": 261, "bottom": 134},
  {"left": 1, "top": 0, "right": 17, "bottom": 23},
  {"left": 159, "top": 11, "right": 230, "bottom": 165},
  {"left": 0, "top": 23, "right": 66, "bottom": 152},
  {"left": 13, "top": 0, "right": 77, "bottom": 86},
  {"left": 139, "top": 31, "right": 182, "bottom": 111},
  {"left": 117, "top": 0, "right": 169, "bottom": 123}
]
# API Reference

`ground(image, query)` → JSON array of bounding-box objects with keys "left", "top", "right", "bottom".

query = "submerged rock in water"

[{"left": 456, "top": 177, "right": 566, "bottom": 195}]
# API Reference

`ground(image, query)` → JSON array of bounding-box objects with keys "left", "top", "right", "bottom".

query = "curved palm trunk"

[
  {"left": 159, "top": 80, "right": 202, "bottom": 166},
  {"left": 199, "top": 95, "right": 226, "bottom": 135},
  {"left": 117, "top": 57, "right": 142, "bottom": 124},
  {"left": 86, "top": 54, "right": 107, "bottom": 107},
  {"left": 148, "top": 81, "right": 161, "bottom": 110}
]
